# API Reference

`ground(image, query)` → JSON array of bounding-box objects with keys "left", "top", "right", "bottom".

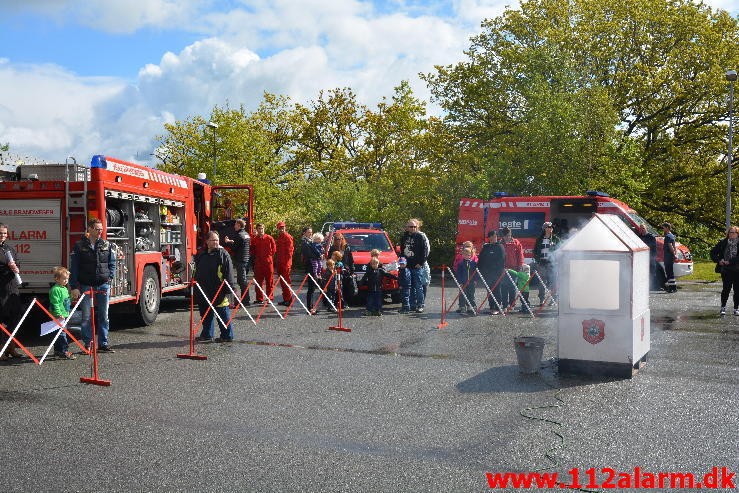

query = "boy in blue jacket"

[
  {"left": 456, "top": 247, "right": 477, "bottom": 315},
  {"left": 397, "top": 257, "right": 412, "bottom": 313}
]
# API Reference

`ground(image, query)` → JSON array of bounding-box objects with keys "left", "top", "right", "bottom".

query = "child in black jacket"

[{"left": 359, "top": 257, "right": 398, "bottom": 316}]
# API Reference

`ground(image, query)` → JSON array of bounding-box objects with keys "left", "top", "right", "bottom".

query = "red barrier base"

[
  {"left": 436, "top": 321, "right": 448, "bottom": 329},
  {"left": 80, "top": 376, "right": 111, "bottom": 387},
  {"left": 328, "top": 325, "right": 351, "bottom": 332},
  {"left": 177, "top": 353, "right": 208, "bottom": 360}
]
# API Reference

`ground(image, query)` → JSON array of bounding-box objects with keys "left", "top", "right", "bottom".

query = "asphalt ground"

[{"left": 0, "top": 281, "right": 737, "bottom": 492}]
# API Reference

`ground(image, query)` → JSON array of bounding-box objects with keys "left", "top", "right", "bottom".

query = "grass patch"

[{"left": 682, "top": 259, "right": 720, "bottom": 282}]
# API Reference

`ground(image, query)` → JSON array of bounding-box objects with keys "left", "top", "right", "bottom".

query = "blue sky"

[{"left": 0, "top": 0, "right": 736, "bottom": 167}]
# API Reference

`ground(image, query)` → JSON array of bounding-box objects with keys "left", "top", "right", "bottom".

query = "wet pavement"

[{"left": 0, "top": 281, "right": 737, "bottom": 492}]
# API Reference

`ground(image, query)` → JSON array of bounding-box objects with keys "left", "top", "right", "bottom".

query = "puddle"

[
  {"left": 239, "top": 339, "right": 452, "bottom": 360},
  {"left": 652, "top": 312, "right": 739, "bottom": 334}
]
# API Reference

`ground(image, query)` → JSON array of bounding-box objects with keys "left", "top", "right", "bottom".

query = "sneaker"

[
  {"left": 362, "top": 310, "right": 371, "bottom": 316},
  {"left": 54, "top": 351, "right": 76, "bottom": 360},
  {"left": 195, "top": 336, "right": 213, "bottom": 343},
  {"left": 416, "top": 306, "right": 424, "bottom": 313},
  {"left": 98, "top": 345, "right": 115, "bottom": 353},
  {"left": 720, "top": 306, "right": 727, "bottom": 316},
  {"left": 375, "top": 311, "right": 382, "bottom": 317},
  {"left": 214, "top": 337, "right": 233, "bottom": 343},
  {"left": 490, "top": 310, "right": 500, "bottom": 315}
]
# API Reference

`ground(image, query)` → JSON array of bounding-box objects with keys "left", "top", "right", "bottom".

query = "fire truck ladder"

[{"left": 65, "top": 157, "right": 88, "bottom": 260}]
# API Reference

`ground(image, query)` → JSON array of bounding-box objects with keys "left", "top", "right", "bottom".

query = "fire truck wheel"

[{"left": 138, "top": 265, "right": 161, "bottom": 325}]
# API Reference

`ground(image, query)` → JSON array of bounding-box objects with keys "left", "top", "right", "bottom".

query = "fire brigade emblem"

[{"left": 582, "top": 319, "right": 606, "bottom": 345}]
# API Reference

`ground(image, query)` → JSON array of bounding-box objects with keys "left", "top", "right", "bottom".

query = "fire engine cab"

[
  {"left": 0, "top": 155, "right": 253, "bottom": 324},
  {"left": 456, "top": 191, "right": 693, "bottom": 281}
]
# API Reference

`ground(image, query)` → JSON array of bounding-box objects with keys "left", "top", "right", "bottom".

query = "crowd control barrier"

[
  {"left": 504, "top": 270, "right": 535, "bottom": 318},
  {"left": 38, "top": 294, "right": 86, "bottom": 364},
  {"left": 0, "top": 300, "right": 41, "bottom": 365},
  {"left": 532, "top": 270, "right": 557, "bottom": 317},
  {"left": 278, "top": 274, "right": 311, "bottom": 316},
  {"left": 0, "top": 291, "right": 107, "bottom": 385},
  {"left": 78, "top": 288, "right": 112, "bottom": 386},
  {"left": 308, "top": 272, "right": 337, "bottom": 314},
  {"left": 177, "top": 280, "right": 208, "bottom": 361},
  {"left": 328, "top": 272, "right": 350, "bottom": 332}
]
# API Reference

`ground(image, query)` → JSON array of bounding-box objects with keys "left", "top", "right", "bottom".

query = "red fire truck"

[
  {"left": 0, "top": 155, "right": 253, "bottom": 324},
  {"left": 456, "top": 191, "right": 693, "bottom": 281}
]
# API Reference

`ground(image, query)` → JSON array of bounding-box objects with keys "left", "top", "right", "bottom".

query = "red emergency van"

[{"left": 456, "top": 191, "right": 693, "bottom": 281}]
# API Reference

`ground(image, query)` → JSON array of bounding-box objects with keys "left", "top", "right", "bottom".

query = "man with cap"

[
  {"left": 275, "top": 221, "right": 294, "bottom": 305},
  {"left": 533, "top": 221, "right": 560, "bottom": 305},
  {"left": 662, "top": 222, "right": 677, "bottom": 293}
]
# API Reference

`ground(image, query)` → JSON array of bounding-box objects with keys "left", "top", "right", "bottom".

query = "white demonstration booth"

[{"left": 556, "top": 214, "right": 650, "bottom": 378}]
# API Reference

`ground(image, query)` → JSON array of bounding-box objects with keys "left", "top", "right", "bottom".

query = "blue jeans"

[
  {"left": 366, "top": 292, "right": 382, "bottom": 312},
  {"left": 400, "top": 286, "right": 411, "bottom": 309},
  {"left": 53, "top": 311, "right": 83, "bottom": 353},
  {"left": 199, "top": 305, "right": 233, "bottom": 340},
  {"left": 410, "top": 267, "right": 425, "bottom": 309},
  {"left": 79, "top": 284, "right": 110, "bottom": 348}
]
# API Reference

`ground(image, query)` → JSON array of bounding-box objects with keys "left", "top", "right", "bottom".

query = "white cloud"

[
  {"left": 0, "top": 0, "right": 199, "bottom": 33},
  {"left": 0, "top": 60, "right": 127, "bottom": 160},
  {"left": 0, "top": 0, "right": 484, "bottom": 164}
]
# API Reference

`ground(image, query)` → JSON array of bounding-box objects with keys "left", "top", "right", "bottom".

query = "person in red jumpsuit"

[
  {"left": 251, "top": 223, "right": 276, "bottom": 303},
  {"left": 275, "top": 221, "right": 294, "bottom": 306}
]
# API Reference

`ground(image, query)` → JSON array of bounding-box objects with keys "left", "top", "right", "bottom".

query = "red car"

[{"left": 323, "top": 222, "right": 401, "bottom": 303}]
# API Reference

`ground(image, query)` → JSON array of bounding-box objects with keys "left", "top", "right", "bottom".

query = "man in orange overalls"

[
  {"left": 275, "top": 221, "right": 294, "bottom": 306},
  {"left": 251, "top": 223, "right": 276, "bottom": 303}
]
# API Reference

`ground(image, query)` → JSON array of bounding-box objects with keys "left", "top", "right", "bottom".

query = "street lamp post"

[
  {"left": 727, "top": 70, "right": 737, "bottom": 231},
  {"left": 206, "top": 121, "right": 218, "bottom": 181}
]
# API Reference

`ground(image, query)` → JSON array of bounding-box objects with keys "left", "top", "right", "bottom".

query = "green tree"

[{"left": 424, "top": 0, "right": 739, "bottom": 252}]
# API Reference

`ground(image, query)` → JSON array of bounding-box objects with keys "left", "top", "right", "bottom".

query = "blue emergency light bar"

[
  {"left": 91, "top": 155, "right": 108, "bottom": 168},
  {"left": 332, "top": 222, "right": 383, "bottom": 230},
  {"left": 586, "top": 190, "right": 610, "bottom": 197}
]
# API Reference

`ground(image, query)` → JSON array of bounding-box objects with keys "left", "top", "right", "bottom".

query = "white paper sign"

[{"left": 40, "top": 320, "right": 64, "bottom": 337}]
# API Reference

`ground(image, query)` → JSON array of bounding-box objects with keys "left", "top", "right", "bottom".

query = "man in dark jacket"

[
  {"left": 637, "top": 224, "right": 658, "bottom": 290},
  {"left": 224, "top": 219, "right": 251, "bottom": 305},
  {"left": 300, "top": 227, "right": 321, "bottom": 312},
  {"left": 194, "top": 231, "right": 238, "bottom": 342},
  {"left": 662, "top": 222, "right": 677, "bottom": 293},
  {"left": 400, "top": 219, "right": 429, "bottom": 312},
  {"left": 70, "top": 218, "right": 117, "bottom": 352},
  {"left": 476, "top": 230, "right": 506, "bottom": 313},
  {"left": 533, "top": 221, "right": 560, "bottom": 305}
]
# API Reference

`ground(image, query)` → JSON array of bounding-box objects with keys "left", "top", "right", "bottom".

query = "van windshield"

[
  {"left": 342, "top": 232, "right": 392, "bottom": 252},
  {"left": 626, "top": 212, "right": 659, "bottom": 235}
]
